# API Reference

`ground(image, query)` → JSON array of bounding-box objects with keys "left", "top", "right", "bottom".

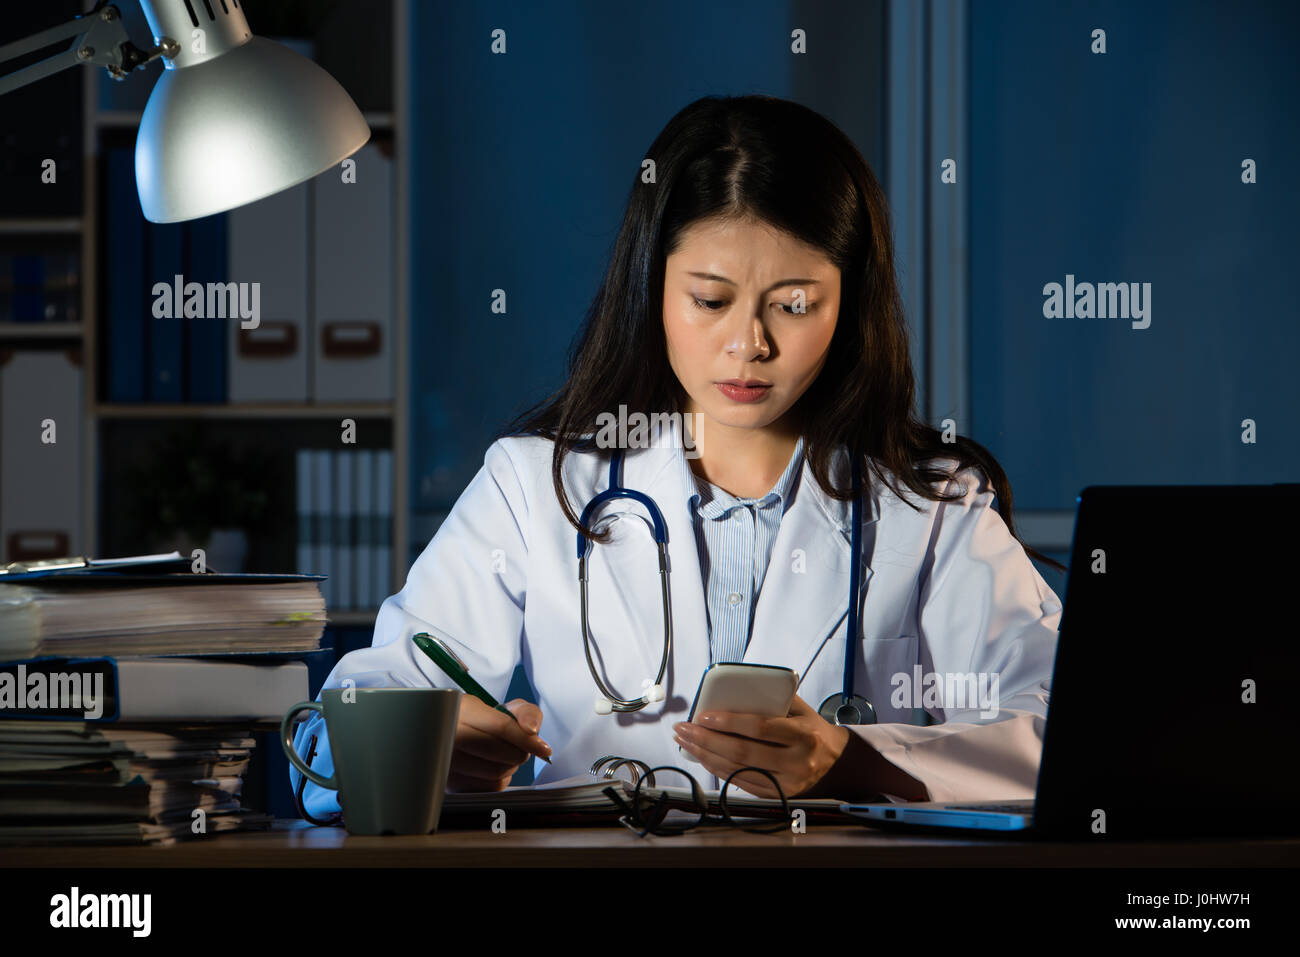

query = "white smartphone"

[{"left": 679, "top": 663, "right": 798, "bottom": 764}]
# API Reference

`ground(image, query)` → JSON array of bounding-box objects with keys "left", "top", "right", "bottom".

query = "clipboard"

[
  {"left": 0, "top": 551, "right": 325, "bottom": 585},
  {"left": 0, "top": 552, "right": 187, "bottom": 580}
]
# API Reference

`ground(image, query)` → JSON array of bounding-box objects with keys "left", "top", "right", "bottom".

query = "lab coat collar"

[
  {"left": 636, "top": 415, "right": 881, "bottom": 530},
  {"left": 628, "top": 415, "right": 882, "bottom": 687}
]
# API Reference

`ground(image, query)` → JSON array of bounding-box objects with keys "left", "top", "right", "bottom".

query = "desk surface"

[{"left": 2, "top": 821, "right": 1298, "bottom": 867}]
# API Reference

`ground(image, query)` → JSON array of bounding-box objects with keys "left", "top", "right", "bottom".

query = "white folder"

[
  {"left": 334, "top": 450, "right": 353, "bottom": 610},
  {"left": 311, "top": 143, "right": 394, "bottom": 402},
  {"left": 0, "top": 351, "right": 83, "bottom": 563},
  {"left": 227, "top": 184, "right": 310, "bottom": 402}
]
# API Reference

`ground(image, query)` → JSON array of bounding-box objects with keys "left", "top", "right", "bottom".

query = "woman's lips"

[{"left": 715, "top": 382, "right": 772, "bottom": 403}]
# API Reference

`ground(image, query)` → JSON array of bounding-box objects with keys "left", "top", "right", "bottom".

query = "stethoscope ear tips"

[{"left": 594, "top": 696, "right": 613, "bottom": 715}]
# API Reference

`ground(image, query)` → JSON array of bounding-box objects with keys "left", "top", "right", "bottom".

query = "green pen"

[{"left": 412, "top": 632, "right": 552, "bottom": 764}]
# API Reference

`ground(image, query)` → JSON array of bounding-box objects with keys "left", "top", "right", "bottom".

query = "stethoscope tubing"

[
  {"left": 580, "top": 446, "right": 874, "bottom": 722},
  {"left": 578, "top": 448, "right": 672, "bottom": 711}
]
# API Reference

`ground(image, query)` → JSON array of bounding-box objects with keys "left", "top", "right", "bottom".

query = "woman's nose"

[{"left": 724, "top": 315, "right": 771, "bottom": 360}]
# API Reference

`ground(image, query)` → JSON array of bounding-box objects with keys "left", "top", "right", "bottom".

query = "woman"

[{"left": 291, "top": 94, "right": 1065, "bottom": 816}]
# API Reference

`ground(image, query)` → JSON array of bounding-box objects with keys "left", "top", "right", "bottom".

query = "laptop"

[{"left": 841, "top": 483, "right": 1300, "bottom": 839}]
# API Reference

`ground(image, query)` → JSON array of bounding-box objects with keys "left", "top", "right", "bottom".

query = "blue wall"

[
  {"left": 406, "top": 0, "right": 884, "bottom": 539},
  {"left": 970, "top": 0, "right": 1300, "bottom": 508}
]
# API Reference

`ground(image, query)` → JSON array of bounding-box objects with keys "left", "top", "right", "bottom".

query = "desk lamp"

[{"left": 0, "top": 0, "right": 370, "bottom": 222}]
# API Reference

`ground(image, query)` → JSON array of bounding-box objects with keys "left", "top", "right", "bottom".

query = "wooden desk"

[{"left": 2, "top": 820, "right": 1297, "bottom": 867}]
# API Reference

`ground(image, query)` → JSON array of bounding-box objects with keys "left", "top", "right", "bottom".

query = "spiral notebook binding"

[{"left": 589, "top": 754, "right": 656, "bottom": 785}]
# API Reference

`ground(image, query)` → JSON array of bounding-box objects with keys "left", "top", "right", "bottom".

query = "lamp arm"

[{"left": 0, "top": 0, "right": 177, "bottom": 98}]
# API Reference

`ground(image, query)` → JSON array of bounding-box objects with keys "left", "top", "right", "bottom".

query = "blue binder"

[
  {"left": 146, "top": 220, "right": 184, "bottom": 401},
  {"left": 105, "top": 146, "right": 145, "bottom": 401}
]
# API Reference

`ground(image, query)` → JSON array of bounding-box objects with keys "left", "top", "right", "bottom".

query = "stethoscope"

[
  {"left": 577, "top": 447, "right": 877, "bottom": 725},
  {"left": 292, "top": 732, "right": 343, "bottom": 826}
]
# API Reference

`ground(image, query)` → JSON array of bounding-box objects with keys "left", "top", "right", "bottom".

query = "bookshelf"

[
  {"left": 0, "top": 218, "right": 85, "bottom": 234},
  {"left": 0, "top": 322, "right": 83, "bottom": 339},
  {"left": 0, "top": 0, "right": 410, "bottom": 625}
]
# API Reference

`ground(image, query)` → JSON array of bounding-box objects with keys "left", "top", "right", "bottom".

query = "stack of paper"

[
  {"left": 0, "top": 555, "right": 320, "bottom": 845},
  {"left": 0, "top": 577, "right": 325, "bottom": 660},
  {"left": 0, "top": 721, "right": 273, "bottom": 845},
  {"left": 443, "top": 774, "right": 624, "bottom": 813}
]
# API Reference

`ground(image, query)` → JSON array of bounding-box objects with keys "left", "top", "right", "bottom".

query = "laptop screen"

[{"left": 1032, "top": 484, "right": 1300, "bottom": 839}]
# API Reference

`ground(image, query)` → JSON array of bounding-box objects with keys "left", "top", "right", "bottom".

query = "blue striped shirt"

[{"left": 685, "top": 436, "right": 806, "bottom": 663}]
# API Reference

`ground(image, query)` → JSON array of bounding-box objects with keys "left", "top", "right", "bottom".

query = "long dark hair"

[{"left": 499, "top": 94, "right": 1065, "bottom": 573}]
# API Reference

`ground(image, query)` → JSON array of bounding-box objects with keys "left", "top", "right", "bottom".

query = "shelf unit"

[
  {"left": 0, "top": 322, "right": 83, "bottom": 339},
  {"left": 0, "top": 0, "right": 410, "bottom": 621},
  {"left": 0, "top": 218, "right": 84, "bottom": 234}
]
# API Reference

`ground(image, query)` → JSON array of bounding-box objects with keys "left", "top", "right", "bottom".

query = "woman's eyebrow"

[{"left": 686, "top": 271, "right": 822, "bottom": 294}]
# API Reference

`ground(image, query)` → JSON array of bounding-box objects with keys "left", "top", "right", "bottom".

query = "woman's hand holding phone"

[
  {"left": 672, "top": 694, "right": 853, "bottom": 797},
  {"left": 672, "top": 694, "right": 928, "bottom": 802}
]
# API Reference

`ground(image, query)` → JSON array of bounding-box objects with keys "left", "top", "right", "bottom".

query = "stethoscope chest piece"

[
  {"left": 819, "top": 693, "right": 876, "bottom": 726},
  {"left": 817, "top": 455, "right": 876, "bottom": 728}
]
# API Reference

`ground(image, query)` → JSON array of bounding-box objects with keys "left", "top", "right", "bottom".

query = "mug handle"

[{"left": 281, "top": 701, "right": 338, "bottom": 790}]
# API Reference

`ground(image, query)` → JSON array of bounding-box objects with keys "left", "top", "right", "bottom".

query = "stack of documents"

[
  {"left": 0, "top": 721, "right": 273, "bottom": 845},
  {"left": 0, "top": 553, "right": 321, "bottom": 844},
  {"left": 0, "top": 576, "right": 325, "bottom": 660}
]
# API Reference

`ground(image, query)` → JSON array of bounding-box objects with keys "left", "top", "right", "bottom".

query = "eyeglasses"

[{"left": 590, "top": 755, "right": 793, "bottom": 837}]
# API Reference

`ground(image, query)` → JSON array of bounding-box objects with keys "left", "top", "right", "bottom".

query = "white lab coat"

[{"left": 291, "top": 417, "right": 1062, "bottom": 817}]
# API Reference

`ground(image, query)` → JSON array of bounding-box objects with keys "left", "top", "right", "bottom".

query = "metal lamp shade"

[{"left": 134, "top": 35, "right": 370, "bottom": 223}]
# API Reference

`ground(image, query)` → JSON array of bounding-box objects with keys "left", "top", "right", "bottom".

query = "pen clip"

[{"left": 432, "top": 637, "right": 467, "bottom": 673}]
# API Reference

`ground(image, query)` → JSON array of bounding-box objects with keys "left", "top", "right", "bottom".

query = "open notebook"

[{"left": 442, "top": 768, "right": 880, "bottom": 820}]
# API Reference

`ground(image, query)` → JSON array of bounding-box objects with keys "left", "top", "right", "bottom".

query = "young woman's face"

[{"left": 663, "top": 216, "right": 840, "bottom": 434}]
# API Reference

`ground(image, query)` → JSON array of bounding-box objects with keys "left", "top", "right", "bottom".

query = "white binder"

[
  {"left": 0, "top": 350, "right": 83, "bottom": 563},
  {"left": 312, "top": 450, "right": 334, "bottom": 609},
  {"left": 354, "top": 449, "right": 374, "bottom": 610},
  {"left": 226, "top": 184, "right": 310, "bottom": 402},
  {"left": 311, "top": 143, "right": 394, "bottom": 402},
  {"left": 334, "top": 450, "right": 353, "bottom": 610},
  {"left": 374, "top": 449, "right": 393, "bottom": 604}
]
